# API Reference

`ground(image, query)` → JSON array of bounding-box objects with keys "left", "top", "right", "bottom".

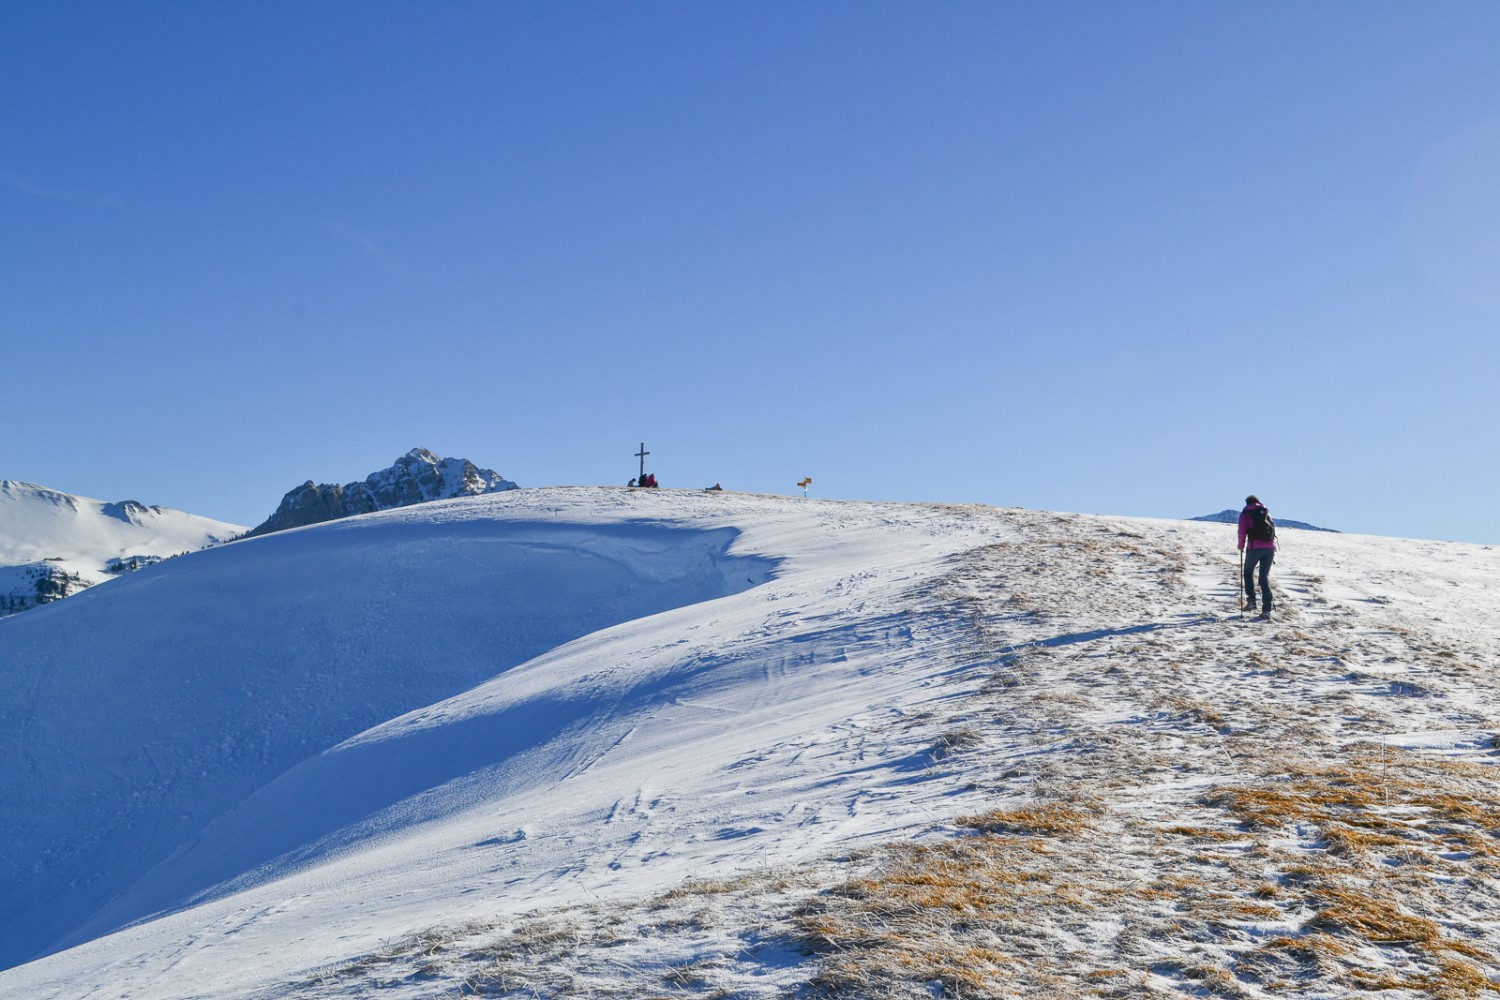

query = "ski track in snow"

[{"left": 1, "top": 488, "right": 1497, "bottom": 999}]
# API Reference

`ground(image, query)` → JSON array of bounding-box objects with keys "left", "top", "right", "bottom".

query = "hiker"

[{"left": 1237, "top": 494, "right": 1277, "bottom": 618}]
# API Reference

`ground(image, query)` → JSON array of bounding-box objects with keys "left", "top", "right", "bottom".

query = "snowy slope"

[
  {"left": 1, "top": 488, "right": 1497, "bottom": 1000},
  {"left": 0, "top": 480, "right": 246, "bottom": 614}
]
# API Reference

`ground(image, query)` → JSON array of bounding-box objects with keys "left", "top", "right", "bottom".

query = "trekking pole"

[{"left": 1237, "top": 549, "right": 1245, "bottom": 614}]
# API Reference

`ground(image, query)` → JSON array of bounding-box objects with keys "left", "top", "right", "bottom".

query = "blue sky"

[{"left": 5, "top": 2, "right": 1499, "bottom": 543}]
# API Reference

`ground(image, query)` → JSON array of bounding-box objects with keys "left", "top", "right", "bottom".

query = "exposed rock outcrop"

[{"left": 246, "top": 448, "right": 518, "bottom": 538}]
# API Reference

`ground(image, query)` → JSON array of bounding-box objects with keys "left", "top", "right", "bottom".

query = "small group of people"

[
  {"left": 628, "top": 476, "right": 725, "bottom": 490},
  {"left": 1237, "top": 494, "right": 1276, "bottom": 619}
]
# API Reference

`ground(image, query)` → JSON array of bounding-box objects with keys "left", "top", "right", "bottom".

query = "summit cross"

[{"left": 635, "top": 442, "right": 650, "bottom": 483}]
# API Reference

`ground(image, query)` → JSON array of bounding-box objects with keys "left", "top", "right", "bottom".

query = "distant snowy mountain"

[
  {"left": 2, "top": 491, "right": 1496, "bottom": 1000},
  {"left": 0, "top": 480, "right": 246, "bottom": 616},
  {"left": 1190, "top": 508, "right": 1338, "bottom": 532},
  {"left": 246, "top": 447, "right": 518, "bottom": 537}
]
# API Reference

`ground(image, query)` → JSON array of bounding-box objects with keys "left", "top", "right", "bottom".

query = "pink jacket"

[{"left": 1238, "top": 505, "right": 1277, "bottom": 551}]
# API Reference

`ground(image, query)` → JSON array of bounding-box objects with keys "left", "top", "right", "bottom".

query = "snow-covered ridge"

[
  {"left": 0, "top": 480, "right": 246, "bottom": 616},
  {"left": 245, "top": 447, "right": 518, "bottom": 537},
  {"left": 0, "top": 488, "right": 779, "bottom": 974},
  {"left": 2, "top": 489, "right": 1496, "bottom": 1000}
]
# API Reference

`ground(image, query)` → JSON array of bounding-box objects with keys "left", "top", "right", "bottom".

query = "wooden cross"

[{"left": 635, "top": 442, "right": 650, "bottom": 483}]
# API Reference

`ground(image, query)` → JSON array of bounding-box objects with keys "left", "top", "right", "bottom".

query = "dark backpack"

[{"left": 1248, "top": 507, "right": 1276, "bottom": 542}]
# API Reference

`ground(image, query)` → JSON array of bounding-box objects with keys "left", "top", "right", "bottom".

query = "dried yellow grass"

[
  {"left": 1210, "top": 750, "right": 1498, "bottom": 861},
  {"left": 797, "top": 804, "right": 1122, "bottom": 998},
  {"left": 955, "top": 802, "right": 1099, "bottom": 837}
]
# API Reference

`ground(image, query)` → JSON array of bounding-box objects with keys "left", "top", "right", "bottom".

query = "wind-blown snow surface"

[{"left": 1, "top": 488, "right": 1497, "bottom": 999}]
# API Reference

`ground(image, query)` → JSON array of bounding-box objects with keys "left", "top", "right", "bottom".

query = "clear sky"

[{"left": 5, "top": 2, "right": 1499, "bottom": 543}]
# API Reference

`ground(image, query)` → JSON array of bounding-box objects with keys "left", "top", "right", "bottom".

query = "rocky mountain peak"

[{"left": 246, "top": 449, "right": 518, "bottom": 538}]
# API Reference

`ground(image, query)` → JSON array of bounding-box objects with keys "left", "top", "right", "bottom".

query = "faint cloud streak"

[{"left": 3, "top": 173, "right": 120, "bottom": 208}]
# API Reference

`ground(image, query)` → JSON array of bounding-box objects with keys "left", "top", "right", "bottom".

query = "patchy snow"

[{"left": 0, "top": 487, "right": 1496, "bottom": 999}]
